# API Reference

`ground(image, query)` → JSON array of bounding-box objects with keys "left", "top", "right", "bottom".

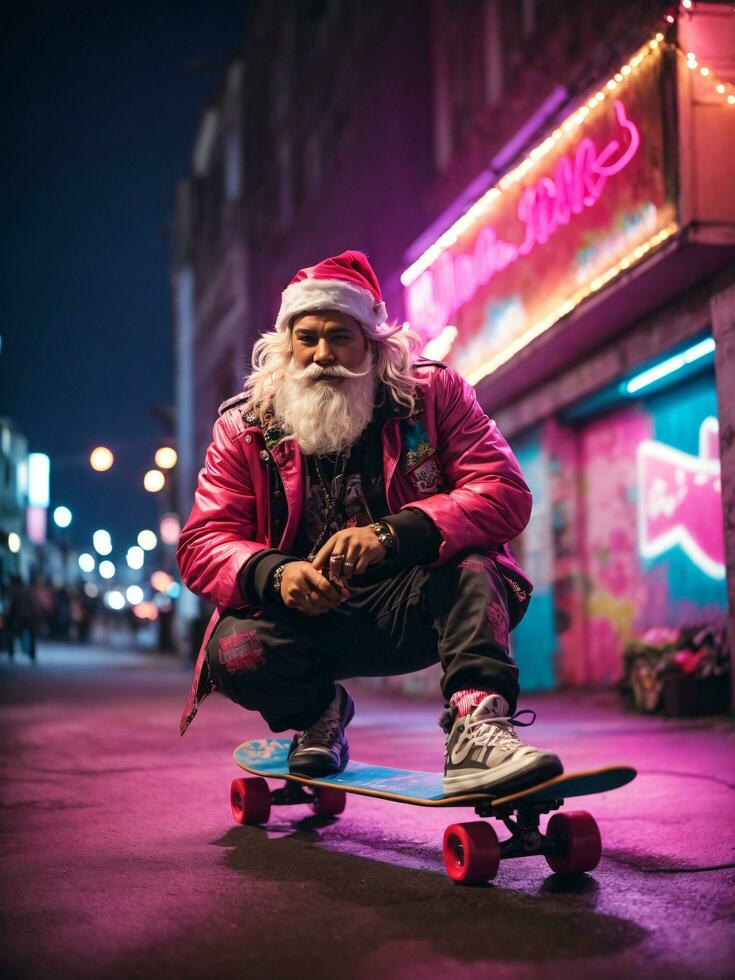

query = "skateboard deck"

[{"left": 233, "top": 737, "right": 636, "bottom": 810}]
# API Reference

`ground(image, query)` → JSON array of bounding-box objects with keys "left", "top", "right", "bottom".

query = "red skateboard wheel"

[
  {"left": 311, "top": 786, "right": 347, "bottom": 817},
  {"left": 230, "top": 776, "right": 271, "bottom": 825},
  {"left": 443, "top": 821, "right": 500, "bottom": 884},
  {"left": 545, "top": 810, "right": 601, "bottom": 874}
]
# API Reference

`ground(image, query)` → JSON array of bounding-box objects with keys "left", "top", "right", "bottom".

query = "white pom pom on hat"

[{"left": 275, "top": 250, "right": 389, "bottom": 334}]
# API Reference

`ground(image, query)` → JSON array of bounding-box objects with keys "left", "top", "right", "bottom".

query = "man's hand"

[
  {"left": 311, "top": 526, "right": 387, "bottom": 587},
  {"left": 279, "top": 561, "right": 347, "bottom": 616}
]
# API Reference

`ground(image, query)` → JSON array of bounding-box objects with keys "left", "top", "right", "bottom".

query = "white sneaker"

[{"left": 443, "top": 694, "right": 562, "bottom": 796}]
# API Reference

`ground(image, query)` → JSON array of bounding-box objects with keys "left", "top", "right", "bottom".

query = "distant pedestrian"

[{"left": 6, "top": 575, "right": 41, "bottom": 660}]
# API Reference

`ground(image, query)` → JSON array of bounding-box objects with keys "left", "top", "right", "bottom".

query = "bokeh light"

[
  {"left": 53, "top": 506, "right": 72, "bottom": 528},
  {"left": 105, "top": 590, "right": 125, "bottom": 610},
  {"left": 160, "top": 513, "right": 181, "bottom": 546},
  {"left": 133, "top": 601, "right": 158, "bottom": 621},
  {"left": 92, "top": 529, "right": 112, "bottom": 556},
  {"left": 90, "top": 446, "right": 114, "bottom": 472},
  {"left": 126, "top": 546, "right": 145, "bottom": 569},
  {"left": 99, "top": 560, "right": 115, "bottom": 579},
  {"left": 126, "top": 585, "right": 144, "bottom": 604},
  {"left": 154, "top": 447, "right": 178, "bottom": 470},
  {"left": 84, "top": 582, "right": 98, "bottom": 598},
  {"left": 151, "top": 570, "right": 174, "bottom": 593},
  {"left": 143, "top": 469, "right": 165, "bottom": 493},
  {"left": 78, "top": 553, "right": 95, "bottom": 573},
  {"left": 8, "top": 532, "right": 21, "bottom": 554},
  {"left": 137, "top": 530, "right": 157, "bottom": 551}
]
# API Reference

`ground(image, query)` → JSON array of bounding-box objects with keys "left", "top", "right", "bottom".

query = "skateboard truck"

[
  {"left": 271, "top": 782, "right": 314, "bottom": 806},
  {"left": 474, "top": 800, "right": 566, "bottom": 861}
]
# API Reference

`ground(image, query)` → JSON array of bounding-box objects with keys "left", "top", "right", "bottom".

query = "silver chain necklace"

[{"left": 307, "top": 447, "right": 351, "bottom": 560}]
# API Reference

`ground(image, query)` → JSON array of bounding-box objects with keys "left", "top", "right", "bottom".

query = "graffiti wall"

[
  {"left": 362, "top": 371, "right": 724, "bottom": 698},
  {"left": 508, "top": 433, "right": 556, "bottom": 691},
  {"left": 511, "top": 370, "right": 726, "bottom": 689}
]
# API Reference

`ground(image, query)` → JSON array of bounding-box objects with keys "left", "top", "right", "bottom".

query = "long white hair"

[{"left": 244, "top": 319, "right": 425, "bottom": 423}]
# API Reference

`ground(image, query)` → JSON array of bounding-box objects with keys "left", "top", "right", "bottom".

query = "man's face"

[
  {"left": 291, "top": 310, "right": 368, "bottom": 381},
  {"left": 278, "top": 310, "right": 375, "bottom": 454}
]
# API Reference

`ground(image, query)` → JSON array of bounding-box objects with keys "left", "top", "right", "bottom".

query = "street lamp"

[{"left": 90, "top": 447, "right": 114, "bottom": 472}]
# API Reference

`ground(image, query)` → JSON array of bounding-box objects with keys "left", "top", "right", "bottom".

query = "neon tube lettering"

[{"left": 406, "top": 100, "right": 641, "bottom": 336}]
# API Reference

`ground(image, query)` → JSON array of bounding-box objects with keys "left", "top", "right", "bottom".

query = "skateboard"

[{"left": 232, "top": 738, "right": 636, "bottom": 885}]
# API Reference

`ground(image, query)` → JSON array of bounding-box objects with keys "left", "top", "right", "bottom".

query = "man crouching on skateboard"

[{"left": 177, "top": 250, "right": 562, "bottom": 797}]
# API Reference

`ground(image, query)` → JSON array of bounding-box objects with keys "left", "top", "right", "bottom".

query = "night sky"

[{"left": 2, "top": 1, "right": 246, "bottom": 557}]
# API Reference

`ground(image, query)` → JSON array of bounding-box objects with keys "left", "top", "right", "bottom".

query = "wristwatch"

[{"left": 369, "top": 520, "right": 397, "bottom": 557}]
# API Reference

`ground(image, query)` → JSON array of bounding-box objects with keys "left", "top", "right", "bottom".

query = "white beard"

[{"left": 275, "top": 353, "right": 377, "bottom": 455}]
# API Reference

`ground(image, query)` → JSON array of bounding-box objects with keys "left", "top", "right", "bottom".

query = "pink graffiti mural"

[
  {"left": 578, "top": 410, "right": 658, "bottom": 683},
  {"left": 637, "top": 417, "right": 724, "bottom": 580}
]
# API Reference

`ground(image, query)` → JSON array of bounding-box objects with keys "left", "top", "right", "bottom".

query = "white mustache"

[
  {"left": 277, "top": 353, "right": 377, "bottom": 455},
  {"left": 288, "top": 361, "right": 372, "bottom": 382}
]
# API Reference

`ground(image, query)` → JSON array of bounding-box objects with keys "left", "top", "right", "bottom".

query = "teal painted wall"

[{"left": 510, "top": 431, "right": 557, "bottom": 691}]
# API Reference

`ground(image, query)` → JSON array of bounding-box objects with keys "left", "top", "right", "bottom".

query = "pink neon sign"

[{"left": 406, "top": 101, "right": 641, "bottom": 335}]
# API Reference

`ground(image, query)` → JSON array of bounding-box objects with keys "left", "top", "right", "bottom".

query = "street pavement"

[{"left": 1, "top": 640, "right": 734, "bottom": 979}]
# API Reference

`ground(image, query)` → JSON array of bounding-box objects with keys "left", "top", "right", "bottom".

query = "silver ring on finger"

[{"left": 303, "top": 591, "right": 313, "bottom": 603}]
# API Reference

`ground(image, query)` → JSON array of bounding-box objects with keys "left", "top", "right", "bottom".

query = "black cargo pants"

[{"left": 206, "top": 551, "right": 520, "bottom": 732}]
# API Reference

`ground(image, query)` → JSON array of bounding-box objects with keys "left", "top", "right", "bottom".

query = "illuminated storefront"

[
  {"left": 403, "top": 12, "right": 735, "bottom": 689},
  {"left": 404, "top": 37, "right": 677, "bottom": 382}
]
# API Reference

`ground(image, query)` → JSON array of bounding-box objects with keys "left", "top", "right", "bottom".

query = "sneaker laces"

[
  {"left": 461, "top": 705, "right": 537, "bottom": 752},
  {"left": 438, "top": 698, "right": 536, "bottom": 734}
]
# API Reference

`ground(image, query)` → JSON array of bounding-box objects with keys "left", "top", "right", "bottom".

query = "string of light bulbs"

[
  {"left": 668, "top": 1, "right": 735, "bottom": 105},
  {"left": 401, "top": 5, "right": 732, "bottom": 387},
  {"left": 681, "top": 47, "right": 735, "bottom": 106},
  {"left": 403, "top": 21, "right": 734, "bottom": 289},
  {"left": 402, "top": 33, "right": 669, "bottom": 287}
]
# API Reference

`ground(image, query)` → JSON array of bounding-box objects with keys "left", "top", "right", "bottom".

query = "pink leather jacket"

[{"left": 177, "top": 362, "right": 533, "bottom": 734}]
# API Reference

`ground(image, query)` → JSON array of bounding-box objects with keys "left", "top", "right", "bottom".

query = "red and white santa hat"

[{"left": 275, "top": 250, "right": 389, "bottom": 335}]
